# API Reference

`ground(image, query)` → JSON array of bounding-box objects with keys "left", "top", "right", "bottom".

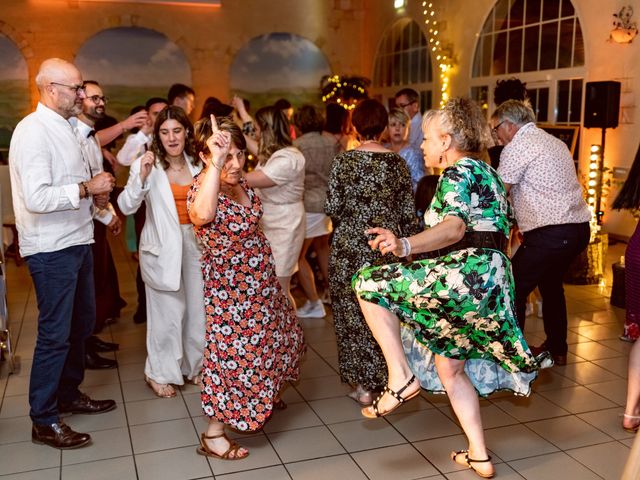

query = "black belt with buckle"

[{"left": 423, "top": 230, "right": 508, "bottom": 259}]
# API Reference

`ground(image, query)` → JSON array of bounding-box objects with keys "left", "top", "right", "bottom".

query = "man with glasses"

[
  {"left": 491, "top": 100, "right": 591, "bottom": 367},
  {"left": 394, "top": 88, "right": 422, "bottom": 151},
  {"left": 70, "top": 80, "right": 128, "bottom": 369},
  {"left": 9, "top": 58, "right": 117, "bottom": 449}
]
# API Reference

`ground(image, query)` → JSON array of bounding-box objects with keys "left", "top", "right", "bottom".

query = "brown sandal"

[
  {"left": 273, "top": 398, "right": 287, "bottom": 410},
  {"left": 451, "top": 450, "right": 495, "bottom": 479},
  {"left": 196, "top": 432, "right": 249, "bottom": 460}
]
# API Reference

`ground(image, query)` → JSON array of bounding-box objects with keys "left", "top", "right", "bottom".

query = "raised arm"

[
  {"left": 97, "top": 110, "right": 148, "bottom": 147},
  {"left": 189, "top": 115, "right": 231, "bottom": 226}
]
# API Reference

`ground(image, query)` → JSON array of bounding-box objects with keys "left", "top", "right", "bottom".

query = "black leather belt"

[{"left": 423, "top": 230, "right": 508, "bottom": 259}]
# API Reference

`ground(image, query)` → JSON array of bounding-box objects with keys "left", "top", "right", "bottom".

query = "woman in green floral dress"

[{"left": 353, "top": 98, "right": 538, "bottom": 479}]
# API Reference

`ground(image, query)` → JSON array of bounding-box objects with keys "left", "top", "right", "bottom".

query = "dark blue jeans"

[
  {"left": 512, "top": 222, "right": 590, "bottom": 356},
  {"left": 26, "top": 245, "right": 96, "bottom": 425}
]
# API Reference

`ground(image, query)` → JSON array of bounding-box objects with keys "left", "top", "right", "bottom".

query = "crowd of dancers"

[{"left": 8, "top": 57, "right": 640, "bottom": 477}]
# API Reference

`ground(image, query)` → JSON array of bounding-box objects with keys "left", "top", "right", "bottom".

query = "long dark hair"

[
  {"left": 613, "top": 142, "right": 640, "bottom": 210},
  {"left": 151, "top": 105, "right": 197, "bottom": 169}
]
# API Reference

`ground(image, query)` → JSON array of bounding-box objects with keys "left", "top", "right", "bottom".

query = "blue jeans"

[
  {"left": 512, "top": 222, "right": 590, "bottom": 356},
  {"left": 26, "top": 245, "right": 96, "bottom": 425}
]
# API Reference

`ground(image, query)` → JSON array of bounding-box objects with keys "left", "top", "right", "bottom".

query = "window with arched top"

[
  {"left": 470, "top": 0, "right": 585, "bottom": 126},
  {"left": 372, "top": 19, "right": 434, "bottom": 111}
]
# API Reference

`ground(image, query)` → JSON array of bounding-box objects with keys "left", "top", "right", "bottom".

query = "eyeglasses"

[
  {"left": 50, "top": 82, "right": 85, "bottom": 95},
  {"left": 87, "top": 95, "right": 109, "bottom": 105},
  {"left": 396, "top": 100, "right": 417, "bottom": 109},
  {"left": 491, "top": 120, "right": 505, "bottom": 134}
]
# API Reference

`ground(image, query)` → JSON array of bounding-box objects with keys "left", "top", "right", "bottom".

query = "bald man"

[{"left": 9, "top": 58, "right": 117, "bottom": 449}]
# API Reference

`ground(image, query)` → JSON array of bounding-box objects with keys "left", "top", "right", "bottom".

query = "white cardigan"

[{"left": 117, "top": 153, "right": 202, "bottom": 291}]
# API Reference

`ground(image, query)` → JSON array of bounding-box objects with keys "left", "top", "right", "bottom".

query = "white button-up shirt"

[
  {"left": 116, "top": 130, "right": 151, "bottom": 166},
  {"left": 498, "top": 122, "right": 591, "bottom": 232},
  {"left": 9, "top": 103, "right": 94, "bottom": 256},
  {"left": 70, "top": 117, "right": 115, "bottom": 226}
]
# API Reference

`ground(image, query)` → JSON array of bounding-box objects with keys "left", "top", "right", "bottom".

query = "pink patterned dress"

[{"left": 187, "top": 176, "right": 305, "bottom": 431}]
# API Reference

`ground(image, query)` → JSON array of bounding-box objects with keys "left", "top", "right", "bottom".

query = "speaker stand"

[{"left": 596, "top": 127, "right": 607, "bottom": 225}]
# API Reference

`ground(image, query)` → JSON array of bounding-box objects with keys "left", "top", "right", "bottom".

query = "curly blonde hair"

[{"left": 436, "top": 97, "right": 490, "bottom": 158}]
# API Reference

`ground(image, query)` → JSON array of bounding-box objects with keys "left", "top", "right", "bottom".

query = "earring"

[{"left": 438, "top": 154, "right": 443, "bottom": 164}]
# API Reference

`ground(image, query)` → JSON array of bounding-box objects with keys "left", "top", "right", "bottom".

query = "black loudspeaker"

[{"left": 584, "top": 81, "right": 621, "bottom": 129}]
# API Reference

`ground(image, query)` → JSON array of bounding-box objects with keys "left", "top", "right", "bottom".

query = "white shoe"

[{"left": 297, "top": 300, "right": 326, "bottom": 318}]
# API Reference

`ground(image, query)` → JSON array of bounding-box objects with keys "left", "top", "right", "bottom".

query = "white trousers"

[{"left": 144, "top": 224, "right": 205, "bottom": 384}]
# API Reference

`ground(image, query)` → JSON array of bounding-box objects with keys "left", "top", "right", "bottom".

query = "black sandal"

[
  {"left": 361, "top": 375, "right": 419, "bottom": 418},
  {"left": 451, "top": 450, "right": 495, "bottom": 479}
]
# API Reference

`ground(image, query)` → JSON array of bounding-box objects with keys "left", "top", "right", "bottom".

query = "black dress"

[{"left": 325, "top": 150, "right": 419, "bottom": 390}]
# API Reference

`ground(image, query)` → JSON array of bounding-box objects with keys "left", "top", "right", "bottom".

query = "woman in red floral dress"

[{"left": 188, "top": 115, "right": 305, "bottom": 460}]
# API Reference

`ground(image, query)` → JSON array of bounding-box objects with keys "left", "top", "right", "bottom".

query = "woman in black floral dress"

[
  {"left": 188, "top": 116, "right": 304, "bottom": 460},
  {"left": 325, "top": 99, "right": 419, "bottom": 405}
]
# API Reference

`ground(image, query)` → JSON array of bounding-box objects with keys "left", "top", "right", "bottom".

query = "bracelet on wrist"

[{"left": 399, "top": 237, "right": 412, "bottom": 257}]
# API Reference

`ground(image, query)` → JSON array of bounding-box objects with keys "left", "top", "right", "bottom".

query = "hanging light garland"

[
  {"left": 320, "top": 75, "right": 370, "bottom": 111},
  {"left": 422, "top": 1, "right": 454, "bottom": 108}
]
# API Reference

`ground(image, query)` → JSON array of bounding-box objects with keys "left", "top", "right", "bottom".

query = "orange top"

[{"left": 170, "top": 183, "right": 192, "bottom": 224}]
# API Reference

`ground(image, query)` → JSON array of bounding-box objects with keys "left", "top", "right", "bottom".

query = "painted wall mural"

[
  {"left": 230, "top": 32, "right": 331, "bottom": 111},
  {"left": 0, "top": 35, "right": 29, "bottom": 149},
  {"left": 75, "top": 27, "right": 191, "bottom": 121}
]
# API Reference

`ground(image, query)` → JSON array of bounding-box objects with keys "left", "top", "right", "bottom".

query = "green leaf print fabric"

[{"left": 353, "top": 158, "right": 539, "bottom": 397}]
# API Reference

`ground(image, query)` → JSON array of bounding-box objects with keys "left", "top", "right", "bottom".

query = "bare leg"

[
  {"left": 297, "top": 238, "right": 320, "bottom": 302},
  {"left": 203, "top": 418, "right": 249, "bottom": 458},
  {"left": 357, "top": 296, "right": 419, "bottom": 414},
  {"left": 624, "top": 340, "right": 640, "bottom": 430},
  {"left": 277, "top": 275, "right": 296, "bottom": 311},
  {"left": 313, "top": 234, "right": 331, "bottom": 289},
  {"left": 435, "top": 355, "right": 494, "bottom": 477}
]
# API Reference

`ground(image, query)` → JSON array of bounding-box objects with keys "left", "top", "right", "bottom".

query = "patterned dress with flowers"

[
  {"left": 353, "top": 158, "right": 539, "bottom": 397},
  {"left": 187, "top": 176, "right": 305, "bottom": 431}
]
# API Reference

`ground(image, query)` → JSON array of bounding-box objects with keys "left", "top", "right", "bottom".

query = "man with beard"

[
  {"left": 70, "top": 80, "right": 127, "bottom": 369},
  {"left": 9, "top": 58, "right": 117, "bottom": 449}
]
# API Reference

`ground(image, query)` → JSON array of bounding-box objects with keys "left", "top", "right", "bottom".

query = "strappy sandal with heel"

[
  {"left": 451, "top": 450, "right": 495, "bottom": 479},
  {"left": 623, "top": 413, "right": 640, "bottom": 433},
  {"left": 196, "top": 432, "right": 249, "bottom": 460},
  {"left": 361, "top": 375, "right": 420, "bottom": 418}
]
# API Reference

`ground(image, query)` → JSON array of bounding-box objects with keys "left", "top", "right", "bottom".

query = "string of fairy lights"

[
  {"left": 319, "top": 2, "right": 453, "bottom": 110},
  {"left": 422, "top": 1, "right": 453, "bottom": 108},
  {"left": 321, "top": 75, "right": 368, "bottom": 110}
]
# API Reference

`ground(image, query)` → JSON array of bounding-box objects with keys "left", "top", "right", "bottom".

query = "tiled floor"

[{"left": 0, "top": 235, "right": 634, "bottom": 479}]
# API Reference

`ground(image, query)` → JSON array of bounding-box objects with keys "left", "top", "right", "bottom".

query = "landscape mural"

[{"left": 230, "top": 32, "right": 331, "bottom": 111}]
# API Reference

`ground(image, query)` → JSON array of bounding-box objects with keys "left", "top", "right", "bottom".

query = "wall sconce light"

[
  {"left": 610, "top": 5, "right": 638, "bottom": 43},
  {"left": 394, "top": 0, "right": 406, "bottom": 10}
]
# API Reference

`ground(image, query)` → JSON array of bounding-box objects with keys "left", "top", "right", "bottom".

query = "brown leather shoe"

[
  {"left": 58, "top": 393, "right": 117, "bottom": 415},
  {"left": 32, "top": 422, "right": 91, "bottom": 449}
]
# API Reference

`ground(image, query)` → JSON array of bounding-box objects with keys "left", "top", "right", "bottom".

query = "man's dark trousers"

[
  {"left": 512, "top": 222, "right": 590, "bottom": 356},
  {"left": 26, "top": 244, "right": 95, "bottom": 425}
]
